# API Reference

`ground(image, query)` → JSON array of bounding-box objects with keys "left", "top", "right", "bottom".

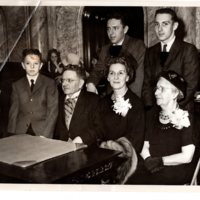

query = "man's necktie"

[
  {"left": 163, "top": 44, "right": 167, "bottom": 52},
  {"left": 109, "top": 45, "right": 122, "bottom": 57},
  {"left": 30, "top": 79, "right": 34, "bottom": 92},
  {"left": 64, "top": 98, "right": 77, "bottom": 129},
  {"left": 160, "top": 44, "right": 169, "bottom": 66}
]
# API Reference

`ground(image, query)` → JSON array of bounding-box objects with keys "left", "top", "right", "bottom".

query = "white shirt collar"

[
  {"left": 161, "top": 36, "right": 176, "bottom": 52},
  {"left": 66, "top": 89, "right": 81, "bottom": 100},
  {"left": 113, "top": 37, "right": 125, "bottom": 46},
  {"left": 26, "top": 74, "right": 39, "bottom": 86}
]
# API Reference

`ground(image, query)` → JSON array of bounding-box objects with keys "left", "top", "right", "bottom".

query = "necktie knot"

[
  {"left": 65, "top": 97, "right": 77, "bottom": 105},
  {"left": 163, "top": 44, "right": 167, "bottom": 52}
]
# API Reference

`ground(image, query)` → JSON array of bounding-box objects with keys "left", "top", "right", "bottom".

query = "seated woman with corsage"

[
  {"left": 127, "top": 70, "right": 197, "bottom": 185},
  {"left": 95, "top": 53, "right": 145, "bottom": 184}
]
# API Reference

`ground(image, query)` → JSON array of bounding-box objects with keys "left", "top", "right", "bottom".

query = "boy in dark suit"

[
  {"left": 142, "top": 8, "right": 199, "bottom": 111},
  {"left": 54, "top": 64, "right": 99, "bottom": 145},
  {"left": 7, "top": 49, "right": 58, "bottom": 138}
]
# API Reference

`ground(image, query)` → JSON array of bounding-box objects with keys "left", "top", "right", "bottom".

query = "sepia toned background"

[{"left": 0, "top": 6, "right": 200, "bottom": 65}]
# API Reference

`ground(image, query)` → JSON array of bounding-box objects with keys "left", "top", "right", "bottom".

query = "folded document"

[{"left": 0, "top": 134, "right": 78, "bottom": 168}]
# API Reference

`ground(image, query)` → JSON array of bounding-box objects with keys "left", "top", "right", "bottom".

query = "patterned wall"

[
  {"left": 0, "top": 7, "right": 29, "bottom": 62},
  {"left": 144, "top": 7, "right": 199, "bottom": 48},
  {"left": 0, "top": 6, "right": 84, "bottom": 63},
  {"left": 53, "top": 6, "right": 83, "bottom": 61},
  {"left": 0, "top": 6, "right": 199, "bottom": 63}
]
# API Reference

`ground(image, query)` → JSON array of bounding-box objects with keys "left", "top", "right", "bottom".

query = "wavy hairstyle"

[{"left": 105, "top": 52, "right": 137, "bottom": 83}]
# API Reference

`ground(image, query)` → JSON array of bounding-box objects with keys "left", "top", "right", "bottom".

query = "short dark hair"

[
  {"left": 106, "top": 12, "right": 127, "bottom": 27},
  {"left": 22, "top": 49, "right": 42, "bottom": 61},
  {"left": 62, "top": 64, "right": 86, "bottom": 81},
  {"left": 47, "top": 48, "right": 61, "bottom": 63},
  {"left": 155, "top": 8, "right": 178, "bottom": 22},
  {"left": 105, "top": 52, "right": 137, "bottom": 83}
]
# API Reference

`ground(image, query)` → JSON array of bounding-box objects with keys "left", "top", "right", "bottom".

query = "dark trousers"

[{"left": 26, "top": 124, "right": 36, "bottom": 136}]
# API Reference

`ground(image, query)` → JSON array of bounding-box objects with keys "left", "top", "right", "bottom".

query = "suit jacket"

[
  {"left": 7, "top": 74, "right": 58, "bottom": 138},
  {"left": 54, "top": 90, "right": 100, "bottom": 145},
  {"left": 142, "top": 38, "right": 200, "bottom": 108},
  {"left": 87, "top": 35, "right": 146, "bottom": 97}
]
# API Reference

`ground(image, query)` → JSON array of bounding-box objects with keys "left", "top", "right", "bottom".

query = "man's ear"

[
  {"left": 21, "top": 62, "right": 25, "bottom": 70},
  {"left": 173, "top": 22, "right": 179, "bottom": 31},
  {"left": 124, "top": 25, "right": 129, "bottom": 34},
  {"left": 173, "top": 89, "right": 179, "bottom": 100},
  {"left": 39, "top": 63, "right": 43, "bottom": 70},
  {"left": 79, "top": 79, "right": 85, "bottom": 89}
]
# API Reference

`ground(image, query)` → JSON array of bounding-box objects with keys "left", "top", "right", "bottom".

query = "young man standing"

[
  {"left": 7, "top": 49, "right": 58, "bottom": 138},
  {"left": 86, "top": 12, "right": 146, "bottom": 98},
  {"left": 142, "top": 8, "right": 199, "bottom": 111}
]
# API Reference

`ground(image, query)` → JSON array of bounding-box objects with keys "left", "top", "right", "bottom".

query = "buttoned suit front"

[
  {"left": 87, "top": 35, "right": 146, "bottom": 97},
  {"left": 7, "top": 74, "right": 58, "bottom": 138},
  {"left": 54, "top": 90, "right": 99, "bottom": 145},
  {"left": 142, "top": 38, "right": 200, "bottom": 109}
]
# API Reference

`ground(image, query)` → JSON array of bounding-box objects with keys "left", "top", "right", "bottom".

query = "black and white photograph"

[{"left": 0, "top": 0, "right": 200, "bottom": 199}]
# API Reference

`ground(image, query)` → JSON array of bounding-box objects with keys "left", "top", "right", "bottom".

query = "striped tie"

[{"left": 64, "top": 97, "right": 77, "bottom": 129}]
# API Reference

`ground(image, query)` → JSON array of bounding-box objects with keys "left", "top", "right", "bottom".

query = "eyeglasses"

[
  {"left": 51, "top": 55, "right": 58, "bottom": 58},
  {"left": 61, "top": 79, "right": 77, "bottom": 84},
  {"left": 154, "top": 86, "right": 172, "bottom": 93}
]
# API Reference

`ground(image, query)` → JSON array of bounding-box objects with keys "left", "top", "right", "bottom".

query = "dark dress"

[
  {"left": 96, "top": 89, "right": 145, "bottom": 153},
  {"left": 128, "top": 106, "right": 197, "bottom": 185}
]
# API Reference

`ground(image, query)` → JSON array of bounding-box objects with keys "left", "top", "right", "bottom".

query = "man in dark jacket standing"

[
  {"left": 142, "top": 8, "right": 199, "bottom": 111},
  {"left": 86, "top": 12, "right": 146, "bottom": 98}
]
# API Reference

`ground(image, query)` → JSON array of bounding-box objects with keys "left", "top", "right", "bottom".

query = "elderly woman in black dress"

[
  {"left": 128, "top": 70, "right": 197, "bottom": 184},
  {"left": 95, "top": 53, "right": 145, "bottom": 183}
]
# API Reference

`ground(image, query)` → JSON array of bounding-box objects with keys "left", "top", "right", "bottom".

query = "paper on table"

[{"left": 0, "top": 134, "right": 78, "bottom": 168}]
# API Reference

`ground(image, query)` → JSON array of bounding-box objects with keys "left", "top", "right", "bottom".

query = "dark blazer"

[
  {"left": 54, "top": 90, "right": 100, "bottom": 145},
  {"left": 7, "top": 74, "right": 58, "bottom": 138},
  {"left": 142, "top": 38, "right": 200, "bottom": 108},
  {"left": 87, "top": 35, "right": 146, "bottom": 97}
]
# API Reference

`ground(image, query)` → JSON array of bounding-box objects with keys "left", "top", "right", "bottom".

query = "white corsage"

[
  {"left": 112, "top": 97, "right": 132, "bottom": 117},
  {"left": 159, "top": 108, "right": 190, "bottom": 130},
  {"left": 170, "top": 109, "right": 190, "bottom": 129}
]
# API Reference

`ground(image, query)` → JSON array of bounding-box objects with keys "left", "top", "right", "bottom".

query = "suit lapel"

[
  {"left": 32, "top": 74, "right": 42, "bottom": 94},
  {"left": 60, "top": 94, "right": 70, "bottom": 133},
  {"left": 163, "top": 39, "right": 180, "bottom": 69},
  {"left": 121, "top": 35, "right": 129, "bottom": 51},
  {"left": 20, "top": 77, "right": 32, "bottom": 95},
  {"left": 153, "top": 43, "right": 162, "bottom": 75}
]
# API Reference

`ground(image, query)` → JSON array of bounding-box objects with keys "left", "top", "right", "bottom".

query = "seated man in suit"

[
  {"left": 7, "top": 49, "right": 58, "bottom": 138},
  {"left": 54, "top": 64, "right": 99, "bottom": 145}
]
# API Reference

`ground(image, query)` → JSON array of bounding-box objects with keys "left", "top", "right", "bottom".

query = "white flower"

[
  {"left": 112, "top": 97, "right": 132, "bottom": 117},
  {"left": 169, "top": 109, "right": 190, "bottom": 129}
]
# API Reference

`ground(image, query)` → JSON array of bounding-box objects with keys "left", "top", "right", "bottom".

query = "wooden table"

[{"left": 0, "top": 143, "right": 123, "bottom": 184}]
